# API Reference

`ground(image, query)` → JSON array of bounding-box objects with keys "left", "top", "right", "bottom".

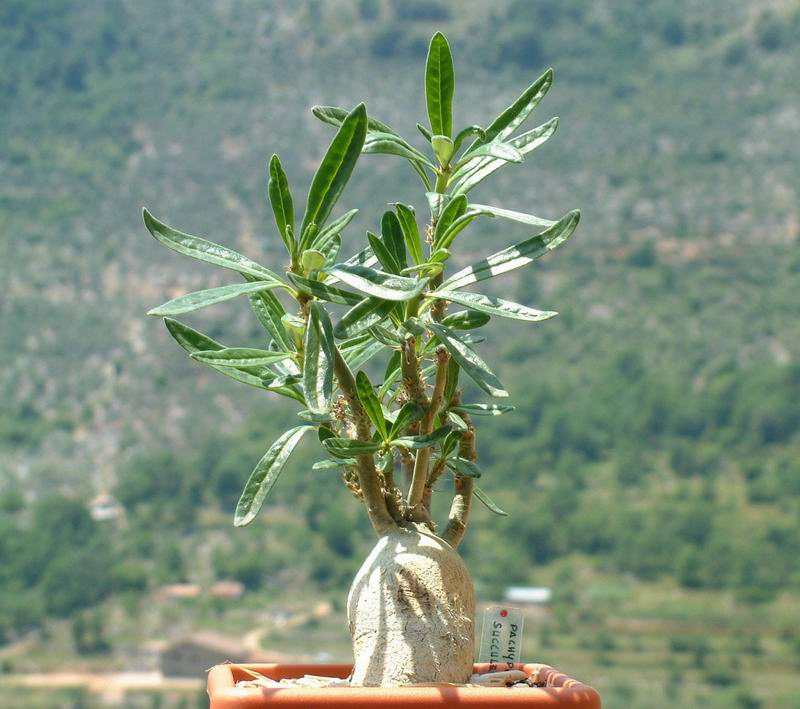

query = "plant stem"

[
  {"left": 442, "top": 417, "right": 476, "bottom": 548},
  {"left": 333, "top": 347, "right": 395, "bottom": 535},
  {"left": 407, "top": 348, "right": 449, "bottom": 509}
]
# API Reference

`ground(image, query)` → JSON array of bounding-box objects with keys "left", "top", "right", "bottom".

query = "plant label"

[{"left": 478, "top": 605, "right": 524, "bottom": 670}]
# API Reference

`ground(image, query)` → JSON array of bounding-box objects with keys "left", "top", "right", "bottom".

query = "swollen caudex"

[{"left": 347, "top": 526, "right": 475, "bottom": 686}]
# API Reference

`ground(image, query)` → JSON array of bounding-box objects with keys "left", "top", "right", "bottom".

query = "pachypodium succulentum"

[{"left": 144, "top": 32, "right": 579, "bottom": 685}]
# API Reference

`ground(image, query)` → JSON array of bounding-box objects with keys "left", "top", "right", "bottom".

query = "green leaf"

[
  {"left": 440, "top": 210, "right": 580, "bottom": 291},
  {"left": 454, "top": 140, "right": 522, "bottom": 169},
  {"left": 440, "top": 309, "right": 491, "bottom": 330},
  {"left": 313, "top": 459, "right": 356, "bottom": 470},
  {"left": 234, "top": 426, "right": 314, "bottom": 526},
  {"left": 301, "top": 103, "right": 368, "bottom": 240},
  {"left": 341, "top": 335, "right": 385, "bottom": 370},
  {"left": 473, "top": 484, "right": 508, "bottom": 516},
  {"left": 443, "top": 357, "right": 460, "bottom": 404},
  {"left": 319, "top": 233, "right": 342, "bottom": 268},
  {"left": 164, "top": 318, "right": 272, "bottom": 390},
  {"left": 430, "top": 290, "right": 557, "bottom": 322},
  {"left": 297, "top": 409, "right": 333, "bottom": 424},
  {"left": 394, "top": 204, "right": 424, "bottom": 265},
  {"left": 425, "top": 32, "right": 454, "bottom": 137},
  {"left": 268, "top": 154, "right": 295, "bottom": 257},
  {"left": 363, "top": 132, "right": 436, "bottom": 170},
  {"left": 447, "top": 457, "right": 482, "bottom": 478},
  {"left": 248, "top": 284, "right": 294, "bottom": 353},
  {"left": 452, "top": 125, "right": 485, "bottom": 154},
  {"left": 142, "top": 209, "right": 280, "bottom": 281},
  {"left": 303, "top": 301, "right": 335, "bottom": 415},
  {"left": 367, "top": 231, "right": 401, "bottom": 274},
  {"left": 392, "top": 425, "right": 451, "bottom": 450},
  {"left": 381, "top": 211, "right": 407, "bottom": 270},
  {"left": 478, "top": 67, "right": 554, "bottom": 145},
  {"left": 147, "top": 280, "right": 283, "bottom": 316},
  {"left": 333, "top": 297, "right": 396, "bottom": 339},
  {"left": 416, "top": 123, "right": 432, "bottom": 142},
  {"left": 315, "top": 209, "right": 359, "bottom": 251},
  {"left": 356, "top": 371, "right": 387, "bottom": 440},
  {"left": 191, "top": 347, "right": 294, "bottom": 367},
  {"left": 287, "top": 273, "right": 362, "bottom": 305},
  {"left": 447, "top": 411, "right": 468, "bottom": 431},
  {"left": 433, "top": 194, "right": 468, "bottom": 246},
  {"left": 325, "top": 264, "right": 429, "bottom": 302},
  {"left": 434, "top": 208, "right": 492, "bottom": 250},
  {"left": 468, "top": 204, "right": 554, "bottom": 229},
  {"left": 323, "top": 437, "right": 382, "bottom": 458},
  {"left": 311, "top": 105, "right": 398, "bottom": 136},
  {"left": 324, "top": 246, "right": 378, "bottom": 286},
  {"left": 428, "top": 323, "right": 508, "bottom": 398},
  {"left": 451, "top": 403, "right": 515, "bottom": 416},
  {"left": 451, "top": 117, "right": 558, "bottom": 195},
  {"left": 388, "top": 401, "right": 425, "bottom": 440}
]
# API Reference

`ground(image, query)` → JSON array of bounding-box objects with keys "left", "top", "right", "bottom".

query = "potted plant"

[{"left": 144, "top": 31, "right": 598, "bottom": 708}]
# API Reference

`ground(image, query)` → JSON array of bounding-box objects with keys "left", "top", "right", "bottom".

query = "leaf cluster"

[{"left": 143, "top": 32, "right": 579, "bottom": 540}]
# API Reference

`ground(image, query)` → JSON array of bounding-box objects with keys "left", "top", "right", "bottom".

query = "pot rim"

[{"left": 207, "top": 662, "right": 601, "bottom": 707}]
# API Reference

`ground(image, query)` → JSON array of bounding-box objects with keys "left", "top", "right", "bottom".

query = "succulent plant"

[{"left": 143, "top": 32, "right": 579, "bottom": 686}]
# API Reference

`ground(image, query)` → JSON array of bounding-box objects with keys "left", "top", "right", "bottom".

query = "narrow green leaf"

[
  {"left": 392, "top": 425, "right": 451, "bottom": 450},
  {"left": 451, "top": 117, "right": 558, "bottom": 195},
  {"left": 440, "top": 210, "right": 580, "bottom": 291},
  {"left": 248, "top": 283, "right": 294, "bottom": 353},
  {"left": 447, "top": 411, "right": 468, "bottom": 432},
  {"left": 234, "top": 426, "right": 314, "bottom": 526},
  {"left": 447, "top": 457, "right": 482, "bottom": 478},
  {"left": 363, "top": 132, "right": 436, "bottom": 170},
  {"left": 324, "top": 246, "right": 378, "bottom": 286},
  {"left": 325, "top": 264, "right": 429, "bottom": 302},
  {"left": 430, "top": 290, "right": 557, "bottom": 322},
  {"left": 479, "top": 68, "right": 554, "bottom": 145},
  {"left": 356, "top": 371, "right": 387, "bottom": 440},
  {"left": 287, "top": 273, "right": 362, "bottom": 305},
  {"left": 142, "top": 209, "right": 280, "bottom": 281},
  {"left": 473, "top": 484, "right": 508, "bottom": 516},
  {"left": 367, "top": 231, "right": 402, "bottom": 274},
  {"left": 425, "top": 32, "right": 455, "bottom": 137},
  {"left": 323, "top": 437, "right": 382, "bottom": 458},
  {"left": 313, "top": 459, "right": 356, "bottom": 470},
  {"left": 468, "top": 204, "right": 554, "bottom": 228},
  {"left": 431, "top": 135, "right": 455, "bottom": 165},
  {"left": 315, "top": 209, "right": 358, "bottom": 251},
  {"left": 451, "top": 403, "right": 516, "bottom": 416},
  {"left": 452, "top": 125, "right": 485, "bottom": 154},
  {"left": 319, "top": 233, "right": 342, "bottom": 268},
  {"left": 148, "top": 280, "right": 283, "bottom": 316},
  {"left": 191, "top": 347, "right": 293, "bottom": 367},
  {"left": 435, "top": 208, "right": 492, "bottom": 251},
  {"left": 268, "top": 154, "right": 295, "bottom": 256},
  {"left": 164, "top": 318, "right": 272, "bottom": 390},
  {"left": 333, "top": 297, "right": 395, "bottom": 339},
  {"left": 454, "top": 140, "right": 522, "bottom": 169},
  {"left": 416, "top": 123, "right": 432, "bottom": 142},
  {"left": 303, "top": 301, "right": 335, "bottom": 414},
  {"left": 301, "top": 103, "right": 368, "bottom": 239},
  {"left": 393, "top": 204, "right": 423, "bottom": 265},
  {"left": 440, "top": 309, "right": 491, "bottom": 330},
  {"left": 388, "top": 402, "right": 425, "bottom": 440},
  {"left": 381, "top": 211, "right": 407, "bottom": 270},
  {"left": 433, "top": 194, "right": 468, "bottom": 246},
  {"left": 342, "top": 336, "right": 385, "bottom": 370},
  {"left": 297, "top": 410, "right": 333, "bottom": 423},
  {"left": 311, "top": 105, "right": 398, "bottom": 136},
  {"left": 443, "top": 357, "right": 460, "bottom": 404},
  {"left": 428, "top": 323, "right": 508, "bottom": 398}
]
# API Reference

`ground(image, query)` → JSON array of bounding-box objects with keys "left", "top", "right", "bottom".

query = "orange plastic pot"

[{"left": 207, "top": 662, "right": 601, "bottom": 708}]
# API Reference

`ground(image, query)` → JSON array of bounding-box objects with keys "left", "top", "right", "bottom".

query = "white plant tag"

[{"left": 478, "top": 605, "right": 524, "bottom": 671}]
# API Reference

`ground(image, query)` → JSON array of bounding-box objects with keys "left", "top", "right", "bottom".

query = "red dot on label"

[{"left": 500, "top": 609, "right": 508, "bottom": 617}]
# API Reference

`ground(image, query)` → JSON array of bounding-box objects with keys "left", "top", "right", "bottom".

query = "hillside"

[{"left": 1, "top": 1, "right": 799, "bottom": 707}]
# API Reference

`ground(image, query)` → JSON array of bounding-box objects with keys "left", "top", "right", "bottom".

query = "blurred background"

[{"left": 1, "top": 1, "right": 799, "bottom": 707}]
